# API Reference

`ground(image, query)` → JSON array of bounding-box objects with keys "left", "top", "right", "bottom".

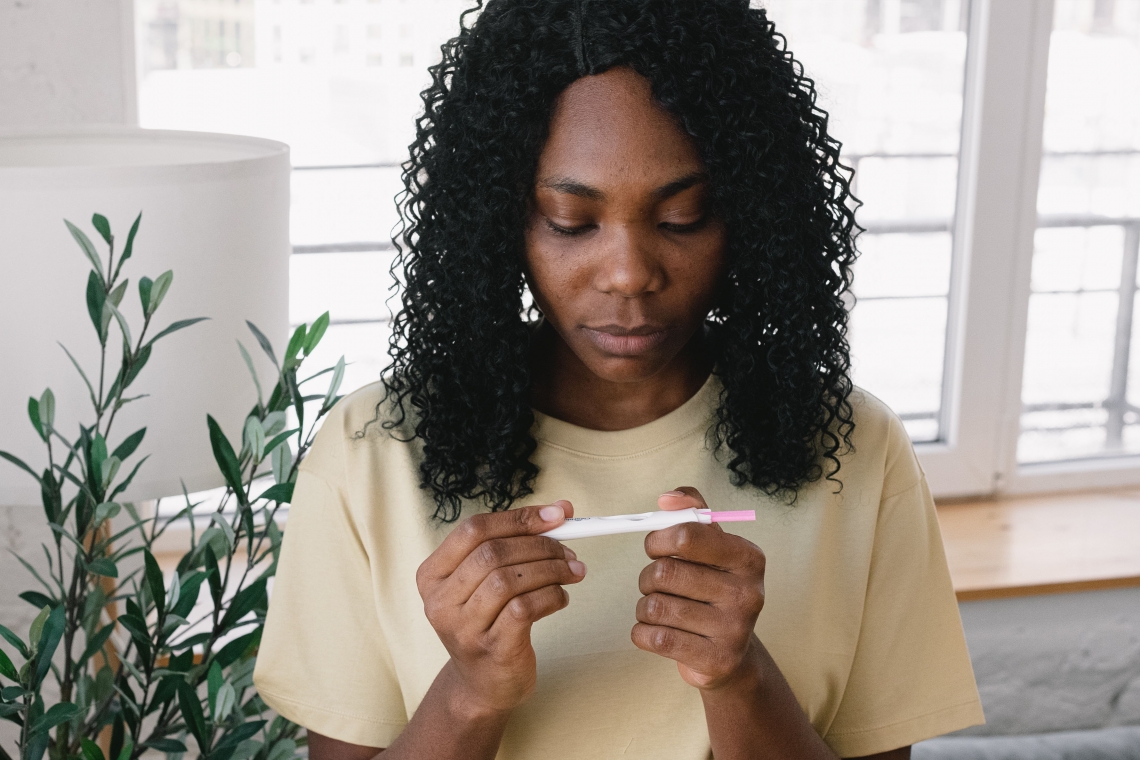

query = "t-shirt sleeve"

[
  {"left": 823, "top": 429, "right": 985, "bottom": 757},
  {"left": 253, "top": 467, "right": 408, "bottom": 748}
]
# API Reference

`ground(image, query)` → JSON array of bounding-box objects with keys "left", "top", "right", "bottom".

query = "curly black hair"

[{"left": 382, "top": 0, "right": 860, "bottom": 522}]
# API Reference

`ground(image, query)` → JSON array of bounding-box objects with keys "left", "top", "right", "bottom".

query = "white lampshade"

[{"left": 0, "top": 128, "right": 290, "bottom": 506}]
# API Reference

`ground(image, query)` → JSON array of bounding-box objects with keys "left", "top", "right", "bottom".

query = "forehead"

[{"left": 539, "top": 67, "right": 705, "bottom": 184}]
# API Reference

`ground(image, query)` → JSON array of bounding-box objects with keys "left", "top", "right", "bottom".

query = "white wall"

[
  {"left": 0, "top": 0, "right": 136, "bottom": 129},
  {"left": 0, "top": 0, "right": 137, "bottom": 646}
]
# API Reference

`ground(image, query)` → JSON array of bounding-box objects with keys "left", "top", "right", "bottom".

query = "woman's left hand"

[{"left": 633, "top": 486, "right": 767, "bottom": 692}]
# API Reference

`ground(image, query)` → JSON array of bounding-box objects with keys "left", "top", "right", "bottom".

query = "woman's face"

[{"left": 524, "top": 67, "right": 727, "bottom": 385}]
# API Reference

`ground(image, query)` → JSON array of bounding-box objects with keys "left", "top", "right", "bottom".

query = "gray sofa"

[{"left": 915, "top": 586, "right": 1140, "bottom": 759}]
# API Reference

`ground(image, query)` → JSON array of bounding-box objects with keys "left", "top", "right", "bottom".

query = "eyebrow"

[{"left": 536, "top": 171, "right": 709, "bottom": 201}]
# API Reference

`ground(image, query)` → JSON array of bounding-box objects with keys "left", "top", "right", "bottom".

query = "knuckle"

[
  {"left": 652, "top": 626, "right": 675, "bottom": 652},
  {"left": 460, "top": 515, "right": 488, "bottom": 544},
  {"left": 653, "top": 559, "right": 678, "bottom": 587},
  {"left": 506, "top": 595, "right": 532, "bottom": 621},
  {"left": 475, "top": 540, "right": 504, "bottom": 569},
  {"left": 487, "top": 568, "right": 511, "bottom": 597},
  {"left": 675, "top": 523, "right": 699, "bottom": 548}
]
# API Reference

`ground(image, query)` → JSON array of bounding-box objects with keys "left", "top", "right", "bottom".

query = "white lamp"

[{"left": 0, "top": 127, "right": 290, "bottom": 506}]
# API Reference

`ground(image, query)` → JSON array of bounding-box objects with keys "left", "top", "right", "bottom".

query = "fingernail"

[
  {"left": 539, "top": 504, "right": 565, "bottom": 522},
  {"left": 562, "top": 546, "right": 577, "bottom": 560},
  {"left": 568, "top": 560, "right": 587, "bottom": 577},
  {"left": 660, "top": 490, "right": 685, "bottom": 498}
]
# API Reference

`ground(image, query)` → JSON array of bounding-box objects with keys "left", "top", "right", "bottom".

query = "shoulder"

[
  {"left": 299, "top": 380, "right": 418, "bottom": 485},
  {"left": 840, "top": 386, "right": 924, "bottom": 499}
]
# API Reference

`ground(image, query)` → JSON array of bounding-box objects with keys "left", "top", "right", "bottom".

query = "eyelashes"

[{"left": 544, "top": 216, "right": 710, "bottom": 237}]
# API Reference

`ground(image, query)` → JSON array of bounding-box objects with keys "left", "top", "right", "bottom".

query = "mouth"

[{"left": 580, "top": 324, "right": 670, "bottom": 357}]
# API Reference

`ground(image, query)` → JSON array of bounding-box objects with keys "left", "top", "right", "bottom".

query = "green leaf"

[
  {"left": 214, "top": 681, "right": 236, "bottom": 722},
  {"left": 147, "top": 316, "right": 208, "bottom": 346},
  {"left": 28, "top": 606, "right": 50, "bottom": 651},
  {"left": 0, "top": 625, "right": 28, "bottom": 660},
  {"left": 18, "top": 591, "right": 53, "bottom": 610},
  {"left": 142, "top": 739, "right": 187, "bottom": 754},
  {"left": 171, "top": 570, "right": 207, "bottom": 619},
  {"left": 283, "top": 324, "right": 307, "bottom": 370},
  {"left": 108, "top": 278, "right": 128, "bottom": 308},
  {"left": 138, "top": 276, "right": 153, "bottom": 315},
  {"left": 108, "top": 454, "right": 150, "bottom": 500},
  {"left": 304, "top": 311, "right": 330, "bottom": 356},
  {"left": 116, "top": 614, "right": 150, "bottom": 655},
  {"left": 256, "top": 482, "right": 294, "bottom": 503},
  {"left": 212, "top": 720, "right": 266, "bottom": 755},
  {"left": 149, "top": 270, "right": 173, "bottom": 314},
  {"left": 0, "top": 450, "right": 43, "bottom": 485},
  {"left": 66, "top": 220, "right": 105, "bottom": 283},
  {"left": 0, "top": 648, "right": 17, "bottom": 681},
  {"left": 205, "top": 545, "right": 223, "bottom": 609},
  {"left": 38, "top": 389, "right": 54, "bottom": 434},
  {"left": 270, "top": 439, "right": 292, "bottom": 485},
  {"left": 114, "top": 736, "right": 133, "bottom": 760},
  {"left": 90, "top": 433, "right": 108, "bottom": 487},
  {"left": 218, "top": 578, "right": 267, "bottom": 633},
  {"left": 323, "top": 356, "right": 345, "bottom": 411},
  {"left": 101, "top": 456, "right": 121, "bottom": 491},
  {"left": 78, "top": 623, "right": 115, "bottom": 666},
  {"left": 207, "top": 661, "right": 224, "bottom": 715},
  {"left": 105, "top": 301, "right": 132, "bottom": 349},
  {"left": 27, "top": 398, "right": 45, "bottom": 441},
  {"left": 112, "top": 428, "right": 146, "bottom": 462},
  {"left": 208, "top": 416, "right": 247, "bottom": 506},
  {"left": 29, "top": 701, "right": 80, "bottom": 735},
  {"left": 243, "top": 415, "right": 266, "bottom": 461},
  {"left": 177, "top": 682, "right": 208, "bottom": 752},
  {"left": 237, "top": 340, "right": 265, "bottom": 408},
  {"left": 262, "top": 428, "right": 297, "bottom": 459},
  {"left": 121, "top": 343, "right": 151, "bottom": 391},
  {"left": 246, "top": 320, "right": 280, "bottom": 369},
  {"left": 91, "top": 213, "right": 113, "bottom": 246},
  {"left": 86, "top": 558, "right": 118, "bottom": 578},
  {"left": 94, "top": 501, "right": 121, "bottom": 525},
  {"left": 119, "top": 212, "right": 141, "bottom": 272},
  {"left": 285, "top": 370, "right": 304, "bottom": 443},
  {"left": 32, "top": 605, "right": 65, "bottom": 689},
  {"left": 213, "top": 629, "right": 261, "bottom": 670},
  {"left": 81, "top": 738, "right": 107, "bottom": 760},
  {"left": 144, "top": 550, "right": 166, "bottom": 617},
  {"left": 100, "top": 301, "right": 114, "bottom": 346}
]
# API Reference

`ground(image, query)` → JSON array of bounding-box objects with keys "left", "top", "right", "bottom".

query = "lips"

[{"left": 581, "top": 324, "right": 670, "bottom": 356}]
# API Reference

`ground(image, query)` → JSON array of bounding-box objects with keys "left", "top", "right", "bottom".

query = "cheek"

[{"left": 523, "top": 236, "right": 581, "bottom": 318}]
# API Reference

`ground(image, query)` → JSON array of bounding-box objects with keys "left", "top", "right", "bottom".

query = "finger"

[
  {"left": 419, "top": 500, "right": 573, "bottom": 583},
  {"left": 657, "top": 486, "right": 709, "bottom": 511},
  {"left": 631, "top": 622, "right": 717, "bottom": 671},
  {"left": 639, "top": 556, "right": 738, "bottom": 604},
  {"left": 636, "top": 592, "right": 719, "bottom": 637},
  {"left": 644, "top": 521, "right": 763, "bottom": 572},
  {"left": 444, "top": 535, "right": 577, "bottom": 602},
  {"left": 467, "top": 558, "right": 586, "bottom": 629},
  {"left": 490, "top": 584, "right": 571, "bottom": 641}
]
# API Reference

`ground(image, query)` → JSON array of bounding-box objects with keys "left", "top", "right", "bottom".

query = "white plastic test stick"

[{"left": 539, "top": 507, "right": 756, "bottom": 541}]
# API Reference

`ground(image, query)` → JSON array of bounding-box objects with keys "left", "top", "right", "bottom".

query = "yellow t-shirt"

[{"left": 253, "top": 376, "right": 983, "bottom": 758}]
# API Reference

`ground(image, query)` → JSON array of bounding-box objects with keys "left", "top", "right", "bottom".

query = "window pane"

[
  {"left": 1018, "top": 0, "right": 1140, "bottom": 463},
  {"left": 135, "top": 0, "right": 471, "bottom": 395},
  {"left": 763, "top": 0, "right": 971, "bottom": 442}
]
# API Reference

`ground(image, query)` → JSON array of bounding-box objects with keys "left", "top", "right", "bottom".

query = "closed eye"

[
  {"left": 546, "top": 219, "right": 595, "bottom": 237},
  {"left": 659, "top": 216, "right": 709, "bottom": 234}
]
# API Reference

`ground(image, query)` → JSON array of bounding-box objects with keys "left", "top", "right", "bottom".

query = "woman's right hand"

[{"left": 415, "top": 500, "right": 586, "bottom": 718}]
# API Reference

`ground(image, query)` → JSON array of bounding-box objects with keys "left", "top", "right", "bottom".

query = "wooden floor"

[{"left": 937, "top": 488, "right": 1140, "bottom": 601}]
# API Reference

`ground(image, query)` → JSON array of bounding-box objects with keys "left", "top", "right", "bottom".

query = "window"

[
  {"left": 133, "top": 0, "right": 1140, "bottom": 499},
  {"left": 763, "top": 0, "right": 971, "bottom": 443},
  {"left": 1019, "top": 0, "right": 1140, "bottom": 464}
]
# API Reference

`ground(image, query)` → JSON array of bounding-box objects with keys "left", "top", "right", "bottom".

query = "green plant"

[{"left": 0, "top": 213, "right": 345, "bottom": 760}]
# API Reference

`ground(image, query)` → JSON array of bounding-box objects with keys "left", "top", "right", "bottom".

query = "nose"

[{"left": 592, "top": 225, "right": 665, "bottom": 297}]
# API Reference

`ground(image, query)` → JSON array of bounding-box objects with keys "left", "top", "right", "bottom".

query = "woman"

[{"left": 253, "top": 1, "right": 984, "bottom": 758}]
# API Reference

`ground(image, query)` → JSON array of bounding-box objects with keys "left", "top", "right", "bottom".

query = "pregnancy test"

[{"left": 540, "top": 507, "right": 755, "bottom": 541}]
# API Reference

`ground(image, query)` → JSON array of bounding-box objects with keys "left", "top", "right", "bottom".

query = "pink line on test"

[{"left": 708, "top": 510, "right": 756, "bottom": 523}]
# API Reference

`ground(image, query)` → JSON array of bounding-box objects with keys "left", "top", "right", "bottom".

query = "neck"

[{"left": 530, "top": 322, "right": 712, "bottom": 431}]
